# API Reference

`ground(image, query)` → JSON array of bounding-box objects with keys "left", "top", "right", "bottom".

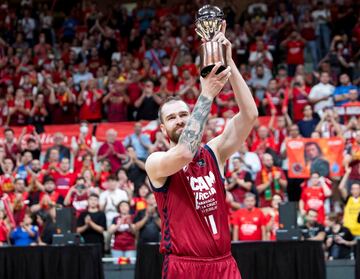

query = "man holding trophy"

[{"left": 145, "top": 5, "right": 258, "bottom": 279}]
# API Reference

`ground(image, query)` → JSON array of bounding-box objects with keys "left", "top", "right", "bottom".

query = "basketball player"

[{"left": 145, "top": 22, "right": 258, "bottom": 279}]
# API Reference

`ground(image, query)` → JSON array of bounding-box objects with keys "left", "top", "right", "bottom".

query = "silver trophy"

[{"left": 195, "top": 5, "right": 227, "bottom": 77}]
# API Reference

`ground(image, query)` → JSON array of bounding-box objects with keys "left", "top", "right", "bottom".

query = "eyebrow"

[{"left": 165, "top": 111, "right": 189, "bottom": 120}]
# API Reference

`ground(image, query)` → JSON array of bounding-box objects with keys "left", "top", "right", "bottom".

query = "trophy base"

[
  {"left": 200, "top": 64, "right": 226, "bottom": 78},
  {"left": 199, "top": 41, "right": 227, "bottom": 78}
]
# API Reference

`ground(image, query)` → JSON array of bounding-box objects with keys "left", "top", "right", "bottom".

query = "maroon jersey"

[{"left": 152, "top": 145, "right": 230, "bottom": 258}]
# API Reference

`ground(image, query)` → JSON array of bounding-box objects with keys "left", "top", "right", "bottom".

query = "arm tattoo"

[{"left": 179, "top": 95, "right": 212, "bottom": 155}]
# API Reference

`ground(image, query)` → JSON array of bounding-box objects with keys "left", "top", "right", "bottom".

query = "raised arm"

[
  {"left": 207, "top": 22, "right": 258, "bottom": 166},
  {"left": 145, "top": 63, "right": 231, "bottom": 188}
]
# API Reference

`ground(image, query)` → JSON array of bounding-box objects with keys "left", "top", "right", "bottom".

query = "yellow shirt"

[{"left": 343, "top": 196, "right": 360, "bottom": 236}]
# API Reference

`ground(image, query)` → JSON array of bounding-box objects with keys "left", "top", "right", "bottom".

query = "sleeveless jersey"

[
  {"left": 152, "top": 145, "right": 231, "bottom": 257},
  {"left": 343, "top": 196, "right": 360, "bottom": 236}
]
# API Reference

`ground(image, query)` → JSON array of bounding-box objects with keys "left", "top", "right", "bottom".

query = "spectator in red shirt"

[
  {"left": 29, "top": 93, "right": 48, "bottom": 133},
  {"left": 225, "top": 157, "right": 253, "bottom": 205},
  {"left": 263, "top": 79, "right": 289, "bottom": 116},
  {"left": 96, "top": 159, "right": 112, "bottom": 191},
  {"left": 256, "top": 153, "right": 287, "bottom": 207},
  {"left": 290, "top": 75, "right": 311, "bottom": 122},
  {"left": 250, "top": 126, "right": 277, "bottom": 156},
  {"left": 78, "top": 79, "right": 104, "bottom": 122},
  {"left": 280, "top": 31, "right": 306, "bottom": 76},
  {"left": 103, "top": 80, "right": 130, "bottom": 122},
  {"left": 33, "top": 33, "right": 51, "bottom": 61},
  {"left": 97, "top": 129, "right": 127, "bottom": 174},
  {"left": 108, "top": 201, "right": 136, "bottom": 261},
  {"left": 299, "top": 172, "right": 332, "bottom": 224},
  {"left": 52, "top": 157, "right": 75, "bottom": 198},
  {"left": 232, "top": 193, "right": 267, "bottom": 241},
  {"left": 262, "top": 194, "right": 282, "bottom": 240},
  {"left": 3, "top": 128, "right": 20, "bottom": 164},
  {"left": 64, "top": 176, "right": 89, "bottom": 217},
  {"left": 33, "top": 176, "right": 64, "bottom": 212},
  {"left": 8, "top": 88, "right": 31, "bottom": 126},
  {"left": 42, "top": 149, "right": 60, "bottom": 176}
]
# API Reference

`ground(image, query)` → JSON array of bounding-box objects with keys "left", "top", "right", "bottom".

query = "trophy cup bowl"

[{"left": 196, "top": 5, "right": 227, "bottom": 78}]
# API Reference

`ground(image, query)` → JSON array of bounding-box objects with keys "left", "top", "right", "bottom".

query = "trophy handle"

[{"left": 199, "top": 42, "right": 227, "bottom": 78}]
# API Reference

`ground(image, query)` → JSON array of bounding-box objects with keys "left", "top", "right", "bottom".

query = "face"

[
  {"left": 160, "top": 101, "right": 190, "bottom": 144},
  {"left": 44, "top": 181, "right": 55, "bottom": 192},
  {"left": 134, "top": 123, "right": 142, "bottom": 135},
  {"left": 340, "top": 74, "right": 350, "bottom": 85},
  {"left": 258, "top": 126, "right": 268, "bottom": 139},
  {"left": 15, "top": 179, "right": 25, "bottom": 192},
  {"left": 3, "top": 158, "right": 14, "bottom": 171},
  {"left": 49, "top": 149, "right": 59, "bottom": 161},
  {"left": 31, "top": 160, "right": 41, "bottom": 172},
  {"left": 351, "top": 184, "right": 360, "bottom": 198},
  {"left": 5, "top": 130, "right": 14, "bottom": 142},
  {"left": 117, "top": 169, "right": 128, "bottom": 181},
  {"left": 277, "top": 116, "right": 285, "bottom": 128},
  {"left": 88, "top": 196, "right": 99, "bottom": 208},
  {"left": 263, "top": 154, "right": 273, "bottom": 168},
  {"left": 106, "top": 130, "right": 117, "bottom": 143},
  {"left": 289, "top": 125, "right": 299, "bottom": 138},
  {"left": 307, "top": 211, "right": 318, "bottom": 225},
  {"left": 60, "top": 158, "right": 70, "bottom": 172},
  {"left": 305, "top": 144, "right": 319, "bottom": 159},
  {"left": 256, "top": 66, "right": 264, "bottom": 76},
  {"left": 119, "top": 202, "right": 130, "bottom": 214},
  {"left": 244, "top": 196, "right": 256, "bottom": 209},
  {"left": 310, "top": 173, "right": 320, "bottom": 186},
  {"left": 320, "top": 72, "right": 330, "bottom": 84},
  {"left": 23, "top": 214, "right": 32, "bottom": 226},
  {"left": 22, "top": 152, "right": 33, "bottom": 164},
  {"left": 303, "top": 105, "right": 312, "bottom": 117},
  {"left": 138, "top": 184, "right": 149, "bottom": 197},
  {"left": 107, "top": 179, "right": 118, "bottom": 190},
  {"left": 271, "top": 194, "right": 282, "bottom": 209},
  {"left": 146, "top": 193, "right": 156, "bottom": 207},
  {"left": 53, "top": 134, "right": 64, "bottom": 145}
]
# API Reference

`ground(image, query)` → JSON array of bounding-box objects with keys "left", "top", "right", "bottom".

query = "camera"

[{"left": 75, "top": 184, "right": 86, "bottom": 191}]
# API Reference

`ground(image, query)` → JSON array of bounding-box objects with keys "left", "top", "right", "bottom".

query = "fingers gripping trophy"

[{"left": 196, "top": 5, "right": 227, "bottom": 77}]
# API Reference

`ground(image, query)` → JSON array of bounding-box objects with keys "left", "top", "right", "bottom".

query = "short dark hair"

[
  {"left": 4, "top": 128, "right": 14, "bottom": 134},
  {"left": 89, "top": 193, "right": 99, "bottom": 199},
  {"left": 158, "top": 96, "right": 189, "bottom": 124},
  {"left": 107, "top": 174, "right": 118, "bottom": 181},
  {"left": 76, "top": 176, "right": 85, "bottom": 182}
]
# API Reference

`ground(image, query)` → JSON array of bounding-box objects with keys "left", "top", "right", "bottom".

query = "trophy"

[{"left": 195, "top": 5, "right": 226, "bottom": 77}]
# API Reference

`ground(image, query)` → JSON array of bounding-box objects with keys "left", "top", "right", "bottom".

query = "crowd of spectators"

[{"left": 0, "top": 0, "right": 360, "bottom": 262}]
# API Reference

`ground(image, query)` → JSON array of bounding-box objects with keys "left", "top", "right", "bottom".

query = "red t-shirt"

[
  {"left": 251, "top": 137, "right": 277, "bottom": 155},
  {"left": 232, "top": 208, "right": 266, "bottom": 241},
  {"left": 112, "top": 215, "right": 136, "bottom": 251},
  {"left": 286, "top": 41, "right": 305, "bottom": 65},
  {"left": 300, "top": 187, "right": 326, "bottom": 224},
  {"left": 8, "top": 99, "right": 32, "bottom": 125},
  {"left": 39, "top": 190, "right": 62, "bottom": 209},
  {"left": 69, "top": 190, "right": 89, "bottom": 217},
  {"left": 52, "top": 171, "right": 76, "bottom": 198},
  {"left": 97, "top": 141, "right": 126, "bottom": 173},
  {"left": 292, "top": 86, "right": 311, "bottom": 122},
  {"left": 79, "top": 89, "right": 103, "bottom": 121}
]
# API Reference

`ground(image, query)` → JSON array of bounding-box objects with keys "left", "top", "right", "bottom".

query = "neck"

[{"left": 88, "top": 207, "right": 98, "bottom": 212}]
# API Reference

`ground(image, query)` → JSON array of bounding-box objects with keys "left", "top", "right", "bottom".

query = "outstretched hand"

[{"left": 211, "top": 21, "right": 232, "bottom": 62}]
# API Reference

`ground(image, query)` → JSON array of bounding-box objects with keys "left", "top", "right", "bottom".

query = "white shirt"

[
  {"left": 308, "top": 83, "right": 334, "bottom": 116},
  {"left": 99, "top": 188, "right": 129, "bottom": 227},
  {"left": 229, "top": 151, "right": 261, "bottom": 180}
]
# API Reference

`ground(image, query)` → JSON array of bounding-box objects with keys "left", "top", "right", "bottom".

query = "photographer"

[{"left": 64, "top": 176, "right": 89, "bottom": 217}]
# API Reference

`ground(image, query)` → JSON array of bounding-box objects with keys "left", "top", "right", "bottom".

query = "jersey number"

[{"left": 205, "top": 214, "right": 218, "bottom": 235}]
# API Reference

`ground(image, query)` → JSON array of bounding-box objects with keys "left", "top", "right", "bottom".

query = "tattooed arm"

[{"left": 146, "top": 63, "right": 231, "bottom": 188}]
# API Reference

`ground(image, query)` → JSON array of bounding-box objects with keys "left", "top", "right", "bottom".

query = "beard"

[{"left": 166, "top": 124, "right": 185, "bottom": 144}]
